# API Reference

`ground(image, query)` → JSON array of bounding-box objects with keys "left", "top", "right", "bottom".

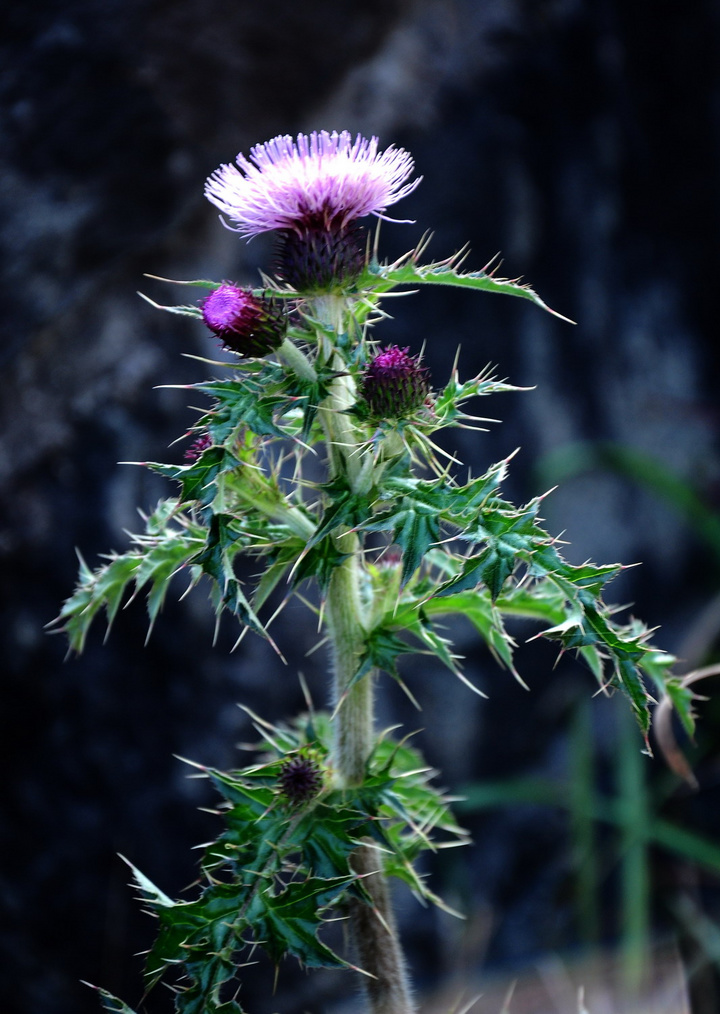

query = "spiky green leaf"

[
  {"left": 291, "top": 538, "right": 351, "bottom": 594},
  {"left": 147, "top": 445, "right": 238, "bottom": 507},
  {"left": 245, "top": 875, "right": 355, "bottom": 968},
  {"left": 424, "top": 590, "right": 519, "bottom": 676},
  {"left": 361, "top": 493, "right": 442, "bottom": 585},
  {"left": 86, "top": 986, "right": 140, "bottom": 1014},
  {"left": 363, "top": 252, "right": 574, "bottom": 322},
  {"left": 309, "top": 475, "right": 375, "bottom": 548},
  {"left": 190, "top": 513, "right": 269, "bottom": 638},
  {"left": 55, "top": 505, "right": 203, "bottom": 651},
  {"left": 195, "top": 375, "right": 287, "bottom": 441}
]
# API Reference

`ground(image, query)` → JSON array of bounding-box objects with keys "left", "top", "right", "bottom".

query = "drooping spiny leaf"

[
  {"left": 290, "top": 537, "right": 352, "bottom": 595},
  {"left": 363, "top": 251, "right": 575, "bottom": 322},
  {"left": 358, "top": 467, "right": 511, "bottom": 586},
  {"left": 55, "top": 504, "right": 204, "bottom": 651},
  {"left": 147, "top": 445, "right": 238, "bottom": 508},
  {"left": 358, "top": 455, "right": 683, "bottom": 738},
  {"left": 147, "top": 884, "right": 245, "bottom": 1005},
  {"left": 423, "top": 590, "right": 519, "bottom": 676},
  {"left": 244, "top": 875, "right": 356, "bottom": 968},
  {"left": 360, "top": 488, "right": 443, "bottom": 585},
  {"left": 190, "top": 513, "right": 269, "bottom": 639},
  {"left": 195, "top": 374, "right": 288, "bottom": 441},
  {"left": 85, "top": 985, "right": 141, "bottom": 1014}
]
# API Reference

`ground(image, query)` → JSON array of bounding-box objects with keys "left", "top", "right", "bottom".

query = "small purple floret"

[
  {"left": 201, "top": 283, "right": 285, "bottom": 357},
  {"left": 202, "top": 285, "right": 250, "bottom": 333},
  {"left": 184, "top": 432, "right": 212, "bottom": 461},
  {"left": 361, "top": 345, "right": 431, "bottom": 419}
]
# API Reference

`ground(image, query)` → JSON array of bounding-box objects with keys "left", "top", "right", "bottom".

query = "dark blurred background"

[{"left": 3, "top": 1, "right": 720, "bottom": 1012}]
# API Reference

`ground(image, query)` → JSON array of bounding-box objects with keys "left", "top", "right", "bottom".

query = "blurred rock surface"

[{"left": 2, "top": 1, "right": 720, "bottom": 1012}]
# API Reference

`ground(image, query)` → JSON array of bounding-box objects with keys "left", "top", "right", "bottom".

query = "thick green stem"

[
  {"left": 276, "top": 336, "right": 317, "bottom": 384},
  {"left": 326, "top": 539, "right": 372, "bottom": 784},
  {"left": 315, "top": 296, "right": 415, "bottom": 1014},
  {"left": 348, "top": 845, "right": 414, "bottom": 1014},
  {"left": 325, "top": 544, "right": 414, "bottom": 1014}
]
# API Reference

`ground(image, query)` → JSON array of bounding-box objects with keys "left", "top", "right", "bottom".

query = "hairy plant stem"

[
  {"left": 276, "top": 336, "right": 317, "bottom": 384},
  {"left": 326, "top": 536, "right": 372, "bottom": 784},
  {"left": 315, "top": 295, "right": 415, "bottom": 1014},
  {"left": 325, "top": 541, "right": 414, "bottom": 1014}
]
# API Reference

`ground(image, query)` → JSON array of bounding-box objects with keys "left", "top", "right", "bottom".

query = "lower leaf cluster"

[{"left": 110, "top": 716, "right": 467, "bottom": 1013}]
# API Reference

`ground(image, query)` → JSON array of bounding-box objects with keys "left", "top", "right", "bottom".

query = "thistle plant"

[{"left": 57, "top": 129, "right": 695, "bottom": 1014}]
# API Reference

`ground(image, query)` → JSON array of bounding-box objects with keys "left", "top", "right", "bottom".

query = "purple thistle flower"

[
  {"left": 183, "top": 432, "right": 212, "bottom": 461},
  {"left": 205, "top": 130, "right": 420, "bottom": 238},
  {"left": 279, "top": 752, "right": 324, "bottom": 806},
  {"left": 361, "top": 345, "right": 431, "bottom": 419},
  {"left": 376, "top": 547, "right": 403, "bottom": 570},
  {"left": 201, "top": 283, "right": 286, "bottom": 357}
]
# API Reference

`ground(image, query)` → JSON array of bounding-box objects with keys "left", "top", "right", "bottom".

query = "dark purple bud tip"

[
  {"left": 184, "top": 432, "right": 213, "bottom": 461},
  {"left": 376, "top": 546, "right": 403, "bottom": 569},
  {"left": 201, "top": 283, "right": 286, "bottom": 357},
  {"left": 275, "top": 221, "right": 366, "bottom": 293},
  {"left": 361, "top": 345, "right": 431, "bottom": 418},
  {"left": 279, "top": 752, "right": 324, "bottom": 806}
]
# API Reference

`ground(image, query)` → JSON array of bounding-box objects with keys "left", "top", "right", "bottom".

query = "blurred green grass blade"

[
  {"left": 650, "top": 818, "right": 720, "bottom": 873},
  {"left": 569, "top": 699, "right": 600, "bottom": 944},
  {"left": 616, "top": 703, "right": 651, "bottom": 995},
  {"left": 455, "top": 777, "right": 562, "bottom": 811}
]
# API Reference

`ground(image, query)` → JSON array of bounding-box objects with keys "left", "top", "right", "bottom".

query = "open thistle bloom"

[
  {"left": 205, "top": 130, "right": 419, "bottom": 237},
  {"left": 201, "top": 283, "right": 286, "bottom": 357},
  {"left": 205, "top": 130, "right": 420, "bottom": 292},
  {"left": 361, "top": 345, "right": 431, "bottom": 419}
]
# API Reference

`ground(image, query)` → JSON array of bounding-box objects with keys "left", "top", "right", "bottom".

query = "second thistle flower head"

[
  {"left": 361, "top": 345, "right": 431, "bottom": 419},
  {"left": 205, "top": 130, "right": 420, "bottom": 292},
  {"left": 201, "top": 283, "right": 286, "bottom": 357}
]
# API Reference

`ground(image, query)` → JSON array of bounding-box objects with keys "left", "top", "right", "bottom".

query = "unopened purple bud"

[
  {"left": 201, "top": 283, "right": 286, "bottom": 357},
  {"left": 361, "top": 345, "right": 431, "bottom": 419},
  {"left": 279, "top": 752, "right": 324, "bottom": 806}
]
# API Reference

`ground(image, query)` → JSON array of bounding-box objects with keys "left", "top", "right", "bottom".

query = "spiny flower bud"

[
  {"left": 275, "top": 221, "right": 366, "bottom": 293},
  {"left": 201, "top": 283, "right": 286, "bottom": 357},
  {"left": 361, "top": 345, "right": 431, "bottom": 419},
  {"left": 279, "top": 752, "right": 324, "bottom": 806}
]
